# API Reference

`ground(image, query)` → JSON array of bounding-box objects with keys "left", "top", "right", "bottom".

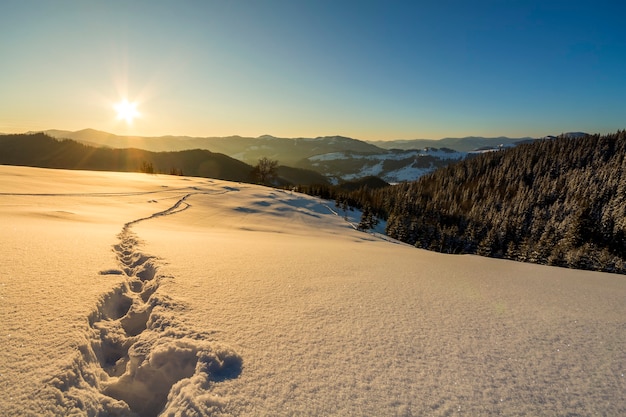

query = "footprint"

[
  {"left": 136, "top": 261, "right": 157, "bottom": 281},
  {"left": 103, "top": 339, "right": 242, "bottom": 417},
  {"left": 99, "top": 337, "right": 131, "bottom": 378},
  {"left": 128, "top": 253, "right": 154, "bottom": 269},
  {"left": 120, "top": 303, "right": 153, "bottom": 337},
  {"left": 103, "top": 340, "right": 199, "bottom": 417},
  {"left": 127, "top": 278, "right": 143, "bottom": 293},
  {"left": 90, "top": 319, "right": 132, "bottom": 378},
  {"left": 140, "top": 279, "right": 159, "bottom": 303},
  {"left": 99, "top": 288, "right": 133, "bottom": 321}
]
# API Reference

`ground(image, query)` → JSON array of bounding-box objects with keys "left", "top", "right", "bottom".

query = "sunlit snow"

[{"left": 1, "top": 165, "right": 625, "bottom": 416}]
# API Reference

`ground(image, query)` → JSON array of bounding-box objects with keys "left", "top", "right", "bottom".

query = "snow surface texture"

[{"left": 1, "top": 165, "right": 626, "bottom": 416}]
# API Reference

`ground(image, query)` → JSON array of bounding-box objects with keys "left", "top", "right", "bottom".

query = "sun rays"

[{"left": 114, "top": 99, "right": 140, "bottom": 124}]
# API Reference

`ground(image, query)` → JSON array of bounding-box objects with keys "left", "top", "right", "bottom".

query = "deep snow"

[{"left": 1, "top": 165, "right": 625, "bottom": 416}]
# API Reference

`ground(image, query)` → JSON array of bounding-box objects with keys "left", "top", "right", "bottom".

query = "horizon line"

[{"left": 1, "top": 127, "right": 599, "bottom": 142}]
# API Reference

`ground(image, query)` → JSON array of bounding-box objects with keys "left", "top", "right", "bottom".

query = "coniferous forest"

[
  {"left": 301, "top": 131, "right": 626, "bottom": 274},
  {"left": 383, "top": 131, "right": 626, "bottom": 273},
  {"left": 386, "top": 131, "right": 626, "bottom": 273}
]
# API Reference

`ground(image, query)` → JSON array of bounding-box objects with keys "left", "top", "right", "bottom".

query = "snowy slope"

[{"left": 1, "top": 165, "right": 625, "bottom": 416}]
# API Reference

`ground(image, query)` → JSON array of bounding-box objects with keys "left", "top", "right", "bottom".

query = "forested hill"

[
  {"left": 0, "top": 133, "right": 254, "bottom": 182},
  {"left": 383, "top": 131, "right": 626, "bottom": 274}
]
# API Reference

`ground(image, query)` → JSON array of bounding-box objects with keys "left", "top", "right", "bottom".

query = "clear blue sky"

[{"left": 1, "top": 0, "right": 625, "bottom": 140}]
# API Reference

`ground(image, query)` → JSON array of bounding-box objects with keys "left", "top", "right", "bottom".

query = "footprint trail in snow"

[{"left": 51, "top": 189, "right": 242, "bottom": 417}]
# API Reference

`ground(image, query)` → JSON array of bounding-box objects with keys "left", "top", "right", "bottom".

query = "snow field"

[
  {"left": 1, "top": 165, "right": 625, "bottom": 416},
  {"left": 135, "top": 186, "right": 626, "bottom": 416}
]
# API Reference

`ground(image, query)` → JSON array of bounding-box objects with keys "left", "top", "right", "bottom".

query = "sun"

[{"left": 114, "top": 99, "right": 140, "bottom": 124}]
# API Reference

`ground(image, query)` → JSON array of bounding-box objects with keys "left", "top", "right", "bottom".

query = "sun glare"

[{"left": 114, "top": 99, "right": 140, "bottom": 124}]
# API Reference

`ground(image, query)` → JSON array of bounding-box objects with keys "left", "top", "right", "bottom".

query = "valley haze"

[{"left": 1, "top": 165, "right": 624, "bottom": 416}]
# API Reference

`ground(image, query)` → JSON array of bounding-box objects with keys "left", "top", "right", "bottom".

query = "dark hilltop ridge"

[{"left": 0, "top": 132, "right": 327, "bottom": 185}]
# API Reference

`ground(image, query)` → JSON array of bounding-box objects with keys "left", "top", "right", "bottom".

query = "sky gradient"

[{"left": 1, "top": 0, "right": 625, "bottom": 140}]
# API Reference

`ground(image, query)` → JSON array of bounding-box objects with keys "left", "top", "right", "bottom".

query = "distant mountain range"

[
  {"left": 43, "top": 129, "right": 380, "bottom": 165},
  {"left": 367, "top": 136, "right": 532, "bottom": 152},
  {"left": 39, "top": 129, "right": 586, "bottom": 183},
  {"left": 368, "top": 132, "right": 590, "bottom": 152}
]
